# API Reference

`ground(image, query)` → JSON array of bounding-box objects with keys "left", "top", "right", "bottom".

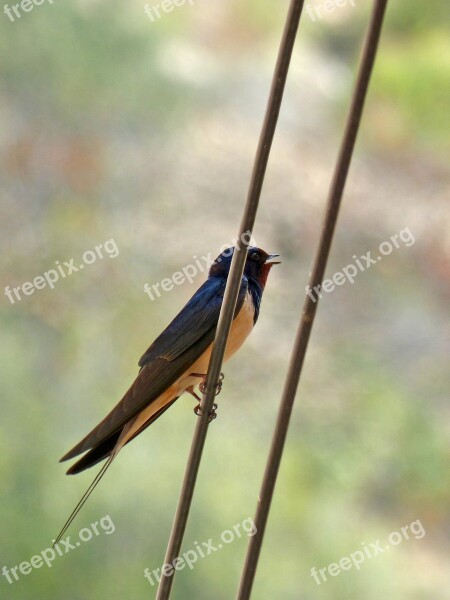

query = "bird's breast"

[
  {"left": 180, "top": 291, "right": 256, "bottom": 385},
  {"left": 223, "top": 291, "right": 256, "bottom": 361}
]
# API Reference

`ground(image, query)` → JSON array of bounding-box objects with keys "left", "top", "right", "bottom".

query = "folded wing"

[{"left": 61, "top": 276, "right": 247, "bottom": 462}]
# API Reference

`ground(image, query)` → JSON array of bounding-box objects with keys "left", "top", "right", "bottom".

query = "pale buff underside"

[{"left": 119, "top": 292, "right": 255, "bottom": 446}]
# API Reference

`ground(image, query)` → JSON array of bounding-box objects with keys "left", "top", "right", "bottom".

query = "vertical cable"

[
  {"left": 236, "top": 1, "right": 388, "bottom": 598},
  {"left": 155, "top": 2, "right": 306, "bottom": 598}
]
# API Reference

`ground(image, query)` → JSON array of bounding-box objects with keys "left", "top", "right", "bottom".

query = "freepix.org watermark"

[
  {"left": 305, "top": 0, "right": 356, "bottom": 22},
  {"left": 310, "top": 518, "right": 425, "bottom": 585},
  {"left": 4, "top": 238, "right": 119, "bottom": 305},
  {"left": 144, "top": 517, "right": 257, "bottom": 586},
  {"left": 3, "top": 0, "right": 55, "bottom": 22},
  {"left": 143, "top": 231, "right": 255, "bottom": 302},
  {"left": 1, "top": 515, "right": 115, "bottom": 585},
  {"left": 305, "top": 227, "right": 415, "bottom": 302},
  {"left": 144, "top": 0, "right": 194, "bottom": 23}
]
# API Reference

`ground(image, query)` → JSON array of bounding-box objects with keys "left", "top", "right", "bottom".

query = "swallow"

[{"left": 55, "top": 246, "right": 279, "bottom": 542}]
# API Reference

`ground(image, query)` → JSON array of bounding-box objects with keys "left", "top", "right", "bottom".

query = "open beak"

[{"left": 265, "top": 253, "right": 281, "bottom": 265}]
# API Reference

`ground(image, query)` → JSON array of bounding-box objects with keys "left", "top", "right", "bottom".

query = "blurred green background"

[{"left": 1, "top": 1, "right": 449, "bottom": 599}]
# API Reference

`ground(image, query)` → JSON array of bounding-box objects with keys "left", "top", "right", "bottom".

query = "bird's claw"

[
  {"left": 199, "top": 372, "right": 224, "bottom": 397},
  {"left": 208, "top": 404, "right": 218, "bottom": 422},
  {"left": 194, "top": 402, "right": 218, "bottom": 423},
  {"left": 190, "top": 372, "right": 223, "bottom": 421}
]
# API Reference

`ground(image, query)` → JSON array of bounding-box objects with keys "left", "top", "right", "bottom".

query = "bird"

[{"left": 55, "top": 246, "right": 280, "bottom": 543}]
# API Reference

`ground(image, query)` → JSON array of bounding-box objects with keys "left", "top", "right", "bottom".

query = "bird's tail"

[
  {"left": 53, "top": 421, "right": 133, "bottom": 545},
  {"left": 54, "top": 395, "right": 180, "bottom": 544}
]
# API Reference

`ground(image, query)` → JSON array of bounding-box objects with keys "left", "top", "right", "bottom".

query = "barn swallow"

[{"left": 55, "top": 246, "right": 279, "bottom": 542}]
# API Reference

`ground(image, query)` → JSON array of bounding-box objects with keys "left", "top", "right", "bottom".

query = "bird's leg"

[
  {"left": 190, "top": 372, "right": 225, "bottom": 396},
  {"left": 186, "top": 385, "right": 202, "bottom": 408},
  {"left": 187, "top": 372, "right": 224, "bottom": 422},
  {"left": 186, "top": 386, "right": 218, "bottom": 422},
  {"left": 195, "top": 401, "right": 218, "bottom": 423}
]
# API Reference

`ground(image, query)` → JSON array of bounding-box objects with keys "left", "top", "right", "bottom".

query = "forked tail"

[{"left": 53, "top": 422, "right": 134, "bottom": 545}]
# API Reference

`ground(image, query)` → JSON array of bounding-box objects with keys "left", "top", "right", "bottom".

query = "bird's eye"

[{"left": 250, "top": 251, "right": 261, "bottom": 261}]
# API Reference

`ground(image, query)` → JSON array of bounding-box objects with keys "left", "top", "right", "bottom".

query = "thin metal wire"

[
  {"left": 155, "top": 2, "right": 306, "bottom": 598},
  {"left": 236, "top": 2, "right": 388, "bottom": 598}
]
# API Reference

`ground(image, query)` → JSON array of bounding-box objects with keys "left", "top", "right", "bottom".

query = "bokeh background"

[{"left": 1, "top": 1, "right": 449, "bottom": 598}]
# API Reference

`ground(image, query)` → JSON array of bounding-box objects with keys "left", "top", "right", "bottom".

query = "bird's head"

[{"left": 209, "top": 246, "right": 280, "bottom": 288}]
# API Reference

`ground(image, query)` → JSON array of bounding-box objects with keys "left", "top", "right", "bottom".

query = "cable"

[
  {"left": 155, "top": 2, "right": 306, "bottom": 598},
  {"left": 236, "top": 2, "right": 389, "bottom": 598}
]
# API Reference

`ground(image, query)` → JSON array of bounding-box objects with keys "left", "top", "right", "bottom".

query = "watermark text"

[
  {"left": 1, "top": 515, "right": 115, "bottom": 584},
  {"left": 311, "top": 518, "right": 425, "bottom": 585}
]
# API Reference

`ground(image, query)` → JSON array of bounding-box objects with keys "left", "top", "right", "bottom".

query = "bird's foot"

[
  {"left": 198, "top": 372, "right": 224, "bottom": 396},
  {"left": 189, "top": 373, "right": 223, "bottom": 422},
  {"left": 194, "top": 402, "right": 218, "bottom": 423}
]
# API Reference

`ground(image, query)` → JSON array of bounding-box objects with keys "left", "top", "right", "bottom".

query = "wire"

[
  {"left": 155, "top": 2, "right": 306, "bottom": 598},
  {"left": 236, "top": 1, "right": 389, "bottom": 598}
]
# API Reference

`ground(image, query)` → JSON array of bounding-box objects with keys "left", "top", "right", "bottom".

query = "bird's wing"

[
  {"left": 61, "top": 276, "right": 247, "bottom": 462},
  {"left": 138, "top": 277, "right": 226, "bottom": 365}
]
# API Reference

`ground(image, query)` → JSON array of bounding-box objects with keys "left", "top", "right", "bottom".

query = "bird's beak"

[{"left": 265, "top": 254, "right": 281, "bottom": 265}]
